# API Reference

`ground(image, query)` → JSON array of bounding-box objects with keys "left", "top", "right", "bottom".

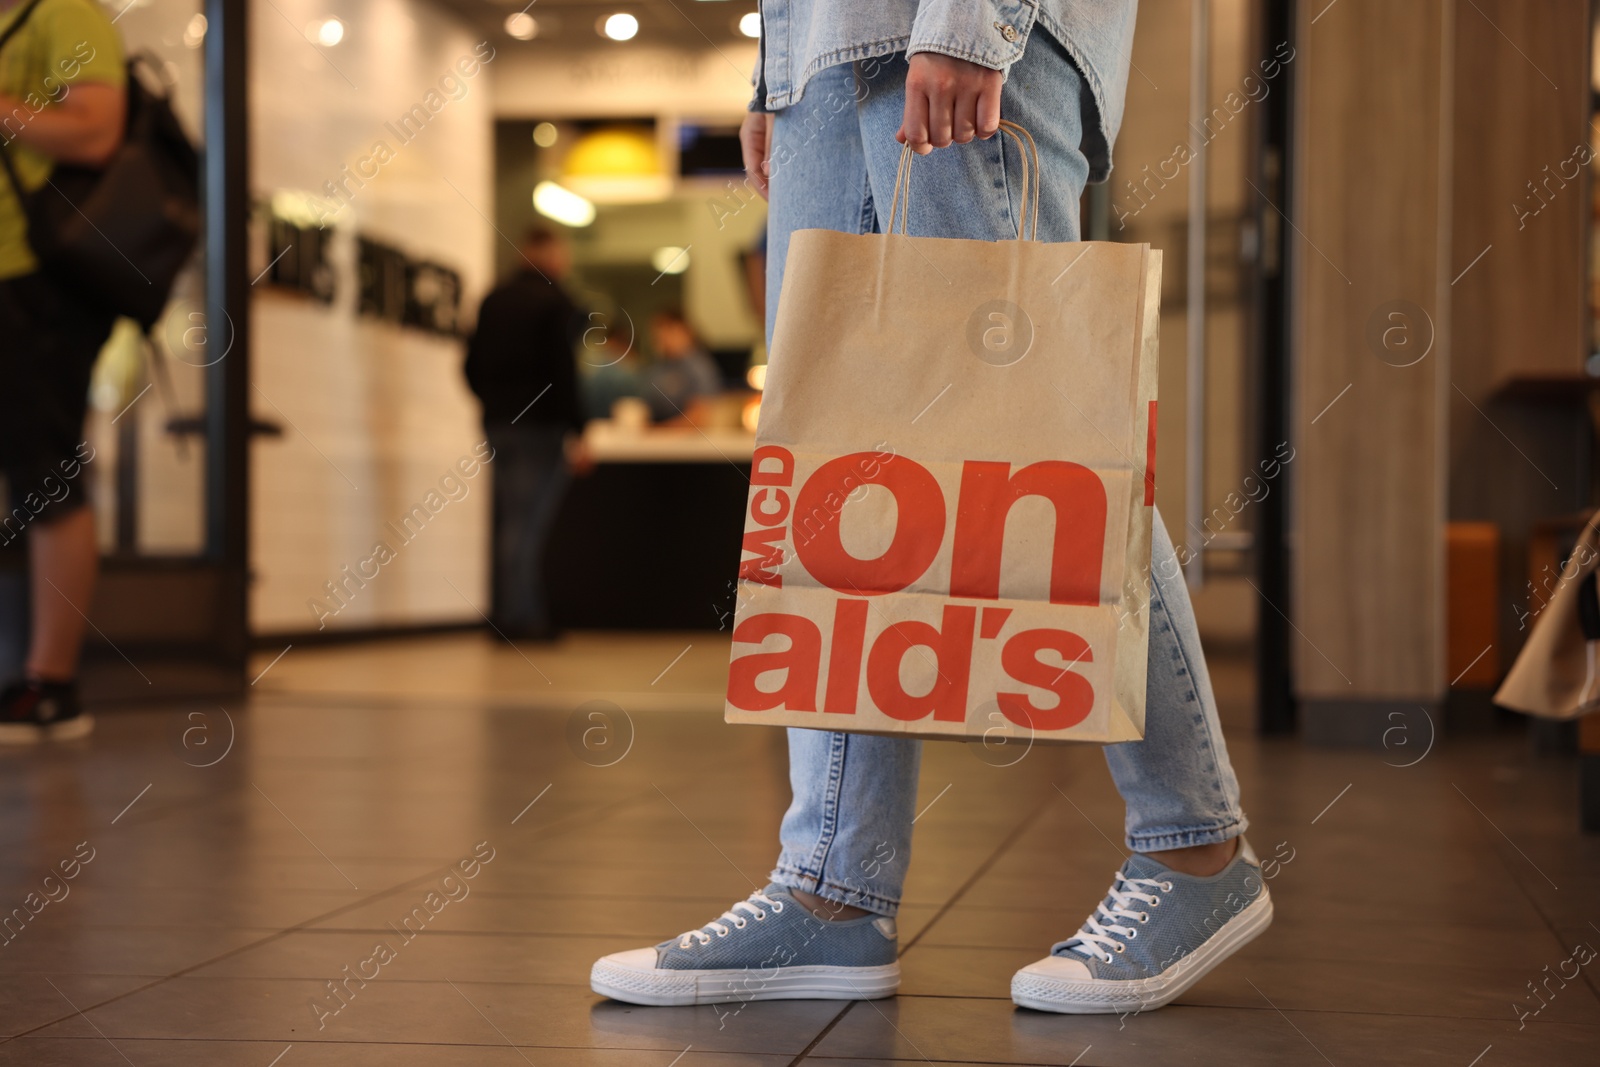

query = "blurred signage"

[
  {"left": 258, "top": 198, "right": 462, "bottom": 337},
  {"left": 358, "top": 237, "right": 462, "bottom": 336},
  {"left": 265, "top": 214, "right": 336, "bottom": 304}
]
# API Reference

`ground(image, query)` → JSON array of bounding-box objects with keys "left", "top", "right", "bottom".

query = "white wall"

[
  {"left": 491, "top": 41, "right": 758, "bottom": 119},
  {"left": 250, "top": 0, "right": 495, "bottom": 635}
]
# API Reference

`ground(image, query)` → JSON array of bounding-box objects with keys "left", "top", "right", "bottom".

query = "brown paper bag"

[
  {"left": 725, "top": 123, "right": 1162, "bottom": 745},
  {"left": 1496, "top": 511, "right": 1600, "bottom": 719}
]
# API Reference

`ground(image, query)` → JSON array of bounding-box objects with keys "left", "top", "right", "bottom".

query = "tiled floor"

[{"left": 1, "top": 632, "right": 1596, "bottom": 1065}]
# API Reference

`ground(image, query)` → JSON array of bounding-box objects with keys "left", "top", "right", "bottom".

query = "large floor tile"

[
  {"left": 0, "top": 1039, "right": 792, "bottom": 1066},
  {"left": 812, "top": 996, "right": 1600, "bottom": 1066},
  {"left": 26, "top": 976, "right": 845, "bottom": 1054}
]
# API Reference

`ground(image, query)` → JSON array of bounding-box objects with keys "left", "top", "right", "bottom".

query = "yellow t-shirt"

[{"left": 0, "top": 0, "right": 125, "bottom": 279}]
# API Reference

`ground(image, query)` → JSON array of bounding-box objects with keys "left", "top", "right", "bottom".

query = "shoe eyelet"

[
  {"left": 733, "top": 919, "right": 747, "bottom": 929},
  {"left": 753, "top": 911, "right": 767, "bottom": 921},
  {"left": 716, "top": 929, "right": 728, "bottom": 937},
  {"left": 1162, "top": 882, "right": 1174, "bottom": 892},
  {"left": 1139, "top": 913, "right": 1149, "bottom": 923},
  {"left": 1126, "top": 929, "right": 1138, "bottom": 940},
  {"left": 1149, "top": 898, "right": 1161, "bottom": 907},
  {"left": 1114, "top": 943, "right": 1125, "bottom": 953},
  {"left": 773, "top": 902, "right": 784, "bottom": 913}
]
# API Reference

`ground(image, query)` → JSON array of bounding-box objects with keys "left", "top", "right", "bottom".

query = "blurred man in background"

[
  {"left": 0, "top": 0, "right": 126, "bottom": 742},
  {"left": 464, "top": 225, "right": 589, "bottom": 641}
]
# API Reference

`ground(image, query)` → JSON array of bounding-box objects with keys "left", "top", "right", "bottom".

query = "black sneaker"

[{"left": 0, "top": 678, "right": 93, "bottom": 743}]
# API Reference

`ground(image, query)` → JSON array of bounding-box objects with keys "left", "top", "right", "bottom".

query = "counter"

[{"left": 544, "top": 421, "right": 756, "bottom": 630}]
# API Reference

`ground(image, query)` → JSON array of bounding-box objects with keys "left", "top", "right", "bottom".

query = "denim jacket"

[{"left": 752, "top": 0, "right": 1137, "bottom": 181}]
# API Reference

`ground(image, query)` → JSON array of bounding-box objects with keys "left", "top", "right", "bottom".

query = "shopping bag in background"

[
  {"left": 725, "top": 122, "right": 1162, "bottom": 745},
  {"left": 1496, "top": 511, "right": 1600, "bottom": 719}
]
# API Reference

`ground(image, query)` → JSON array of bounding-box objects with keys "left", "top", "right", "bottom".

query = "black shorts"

[{"left": 0, "top": 271, "right": 115, "bottom": 523}]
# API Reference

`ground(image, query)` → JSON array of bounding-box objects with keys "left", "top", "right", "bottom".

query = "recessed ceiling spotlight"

[
  {"left": 738, "top": 12, "right": 760, "bottom": 38},
  {"left": 601, "top": 13, "right": 639, "bottom": 41},
  {"left": 505, "top": 13, "right": 537, "bottom": 40},
  {"left": 533, "top": 181, "right": 596, "bottom": 227},
  {"left": 651, "top": 246, "right": 690, "bottom": 274},
  {"left": 307, "top": 18, "right": 344, "bottom": 47}
]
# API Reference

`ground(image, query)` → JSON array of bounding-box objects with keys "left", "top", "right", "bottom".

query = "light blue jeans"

[{"left": 763, "top": 35, "right": 1247, "bottom": 917}]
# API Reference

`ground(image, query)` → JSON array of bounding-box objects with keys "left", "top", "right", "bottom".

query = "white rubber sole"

[
  {"left": 1011, "top": 892, "right": 1274, "bottom": 1014},
  {"left": 0, "top": 714, "right": 93, "bottom": 745},
  {"left": 590, "top": 958, "right": 900, "bottom": 1007}
]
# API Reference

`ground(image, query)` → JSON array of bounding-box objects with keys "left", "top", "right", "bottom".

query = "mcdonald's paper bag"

[{"left": 724, "top": 229, "right": 1162, "bottom": 745}]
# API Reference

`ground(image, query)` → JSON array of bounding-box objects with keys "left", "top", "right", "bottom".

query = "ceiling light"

[
  {"left": 505, "top": 13, "right": 537, "bottom": 40},
  {"left": 533, "top": 122, "right": 559, "bottom": 148},
  {"left": 601, "top": 13, "right": 638, "bottom": 41},
  {"left": 533, "top": 181, "right": 596, "bottom": 227},
  {"left": 182, "top": 13, "right": 207, "bottom": 48},
  {"left": 309, "top": 18, "right": 344, "bottom": 47},
  {"left": 738, "top": 12, "right": 760, "bottom": 38},
  {"left": 651, "top": 246, "right": 690, "bottom": 274}
]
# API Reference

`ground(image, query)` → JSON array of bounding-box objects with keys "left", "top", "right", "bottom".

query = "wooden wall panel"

[
  {"left": 1291, "top": 0, "right": 1450, "bottom": 718},
  {"left": 1451, "top": 0, "right": 1590, "bottom": 393}
]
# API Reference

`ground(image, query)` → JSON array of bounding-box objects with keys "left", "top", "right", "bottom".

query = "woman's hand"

[
  {"left": 740, "top": 111, "right": 774, "bottom": 201},
  {"left": 741, "top": 50, "right": 1002, "bottom": 198},
  {"left": 898, "top": 53, "right": 1003, "bottom": 155}
]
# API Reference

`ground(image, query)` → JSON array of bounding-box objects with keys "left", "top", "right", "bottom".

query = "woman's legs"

[
  {"left": 765, "top": 44, "right": 1090, "bottom": 918},
  {"left": 766, "top": 32, "right": 1245, "bottom": 920}
]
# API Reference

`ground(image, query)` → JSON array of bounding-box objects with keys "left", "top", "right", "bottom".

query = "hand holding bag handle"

[{"left": 886, "top": 119, "right": 1044, "bottom": 241}]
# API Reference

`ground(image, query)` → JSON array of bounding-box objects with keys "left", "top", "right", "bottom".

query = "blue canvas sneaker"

[
  {"left": 591, "top": 884, "right": 900, "bottom": 1006},
  {"left": 1012, "top": 838, "right": 1273, "bottom": 1014}
]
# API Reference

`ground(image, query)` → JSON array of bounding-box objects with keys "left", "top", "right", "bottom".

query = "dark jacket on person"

[{"left": 464, "top": 269, "right": 585, "bottom": 430}]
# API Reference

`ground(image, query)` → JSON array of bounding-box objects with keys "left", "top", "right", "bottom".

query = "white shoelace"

[
  {"left": 1058, "top": 872, "right": 1171, "bottom": 964},
  {"left": 677, "top": 891, "right": 785, "bottom": 948}
]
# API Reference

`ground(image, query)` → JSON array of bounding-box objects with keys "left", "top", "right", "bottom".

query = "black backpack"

[{"left": 0, "top": 0, "right": 200, "bottom": 328}]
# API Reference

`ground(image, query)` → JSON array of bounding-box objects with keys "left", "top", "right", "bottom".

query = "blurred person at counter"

[
  {"left": 645, "top": 307, "right": 723, "bottom": 423},
  {"left": 0, "top": 0, "right": 127, "bottom": 742},
  {"left": 464, "top": 224, "right": 591, "bottom": 642},
  {"left": 581, "top": 329, "right": 644, "bottom": 422}
]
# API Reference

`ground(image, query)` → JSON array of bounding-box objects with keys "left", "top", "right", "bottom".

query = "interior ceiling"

[{"left": 430, "top": 0, "right": 760, "bottom": 50}]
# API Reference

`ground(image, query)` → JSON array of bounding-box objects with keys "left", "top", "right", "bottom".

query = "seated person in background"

[
  {"left": 645, "top": 308, "right": 722, "bottom": 423},
  {"left": 581, "top": 331, "right": 644, "bottom": 422}
]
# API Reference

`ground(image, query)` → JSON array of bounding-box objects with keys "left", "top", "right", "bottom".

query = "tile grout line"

[
  {"left": 785, "top": 788, "right": 1057, "bottom": 1067},
  {"left": 1457, "top": 794, "right": 1600, "bottom": 1008},
  {"left": 784, "top": 1002, "right": 859, "bottom": 1067},
  {"left": 897, "top": 789, "right": 1057, "bottom": 957}
]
